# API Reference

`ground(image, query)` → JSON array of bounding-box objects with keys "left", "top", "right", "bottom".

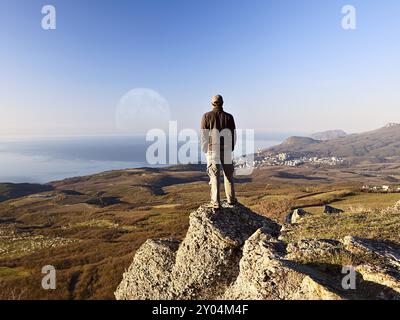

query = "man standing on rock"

[{"left": 201, "top": 95, "right": 237, "bottom": 209}]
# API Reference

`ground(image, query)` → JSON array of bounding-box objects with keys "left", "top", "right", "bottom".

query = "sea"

[{"left": 0, "top": 133, "right": 292, "bottom": 184}]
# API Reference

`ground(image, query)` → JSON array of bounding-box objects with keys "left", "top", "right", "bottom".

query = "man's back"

[
  {"left": 201, "top": 103, "right": 236, "bottom": 153},
  {"left": 201, "top": 108, "right": 235, "bottom": 133}
]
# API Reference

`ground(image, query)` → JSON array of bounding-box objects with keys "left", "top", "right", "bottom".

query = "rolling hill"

[
  {"left": 0, "top": 161, "right": 399, "bottom": 299},
  {"left": 0, "top": 183, "right": 53, "bottom": 203},
  {"left": 266, "top": 123, "right": 400, "bottom": 161}
]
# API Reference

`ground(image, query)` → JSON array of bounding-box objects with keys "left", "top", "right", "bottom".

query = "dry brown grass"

[
  {"left": 1, "top": 165, "right": 399, "bottom": 299},
  {"left": 282, "top": 202, "right": 400, "bottom": 244}
]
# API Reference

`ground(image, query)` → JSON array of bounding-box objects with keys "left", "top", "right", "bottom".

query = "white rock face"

[
  {"left": 223, "top": 229, "right": 318, "bottom": 300},
  {"left": 169, "top": 202, "right": 277, "bottom": 299},
  {"left": 114, "top": 239, "right": 179, "bottom": 300}
]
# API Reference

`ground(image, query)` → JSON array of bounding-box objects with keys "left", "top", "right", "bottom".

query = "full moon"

[{"left": 115, "top": 88, "right": 171, "bottom": 134}]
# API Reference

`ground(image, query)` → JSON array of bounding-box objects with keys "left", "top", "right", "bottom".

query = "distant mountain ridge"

[
  {"left": 266, "top": 124, "right": 400, "bottom": 160},
  {"left": 0, "top": 183, "right": 53, "bottom": 203},
  {"left": 310, "top": 130, "right": 347, "bottom": 141},
  {"left": 281, "top": 136, "right": 319, "bottom": 147}
]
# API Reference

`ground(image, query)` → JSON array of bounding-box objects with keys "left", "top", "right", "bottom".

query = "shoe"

[
  {"left": 210, "top": 202, "right": 221, "bottom": 209},
  {"left": 227, "top": 199, "right": 238, "bottom": 206}
]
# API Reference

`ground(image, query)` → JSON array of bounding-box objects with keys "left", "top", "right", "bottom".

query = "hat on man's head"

[{"left": 211, "top": 95, "right": 224, "bottom": 107}]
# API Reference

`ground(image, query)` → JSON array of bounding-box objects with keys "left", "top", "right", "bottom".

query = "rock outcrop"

[
  {"left": 324, "top": 205, "right": 344, "bottom": 214},
  {"left": 115, "top": 202, "right": 280, "bottom": 300},
  {"left": 222, "top": 229, "right": 303, "bottom": 300},
  {"left": 343, "top": 236, "right": 400, "bottom": 299},
  {"left": 115, "top": 202, "right": 400, "bottom": 300},
  {"left": 221, "top": 229, "right": 342, "bottom": 300},
  {"left": 286, "top": 208, "right": 310, "bottom": 224},
  {"left": 169, "top": 202, "right": 279, "bottom": 299},
  {"left": 286, "top": 239, "right": 342, "bottom": 262},
  {"left": 115, "top": 239, "right": 180, "bottom": 300}
]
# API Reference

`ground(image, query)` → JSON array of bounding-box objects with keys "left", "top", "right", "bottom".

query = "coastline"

[{"left": 0, "top": 136, "right": 283, "bottom": 184}]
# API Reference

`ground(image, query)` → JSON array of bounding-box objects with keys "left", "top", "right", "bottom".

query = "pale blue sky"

[{"left": 1, "top": 0, "right": 400, "bottom": 136}]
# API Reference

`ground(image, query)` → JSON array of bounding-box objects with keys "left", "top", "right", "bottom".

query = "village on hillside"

[
  {"left": 235, "top": 151, "right": 345, "bottom": 170},
  {"left": 361, "top": 185, "right": 400, "bottom": 193}
]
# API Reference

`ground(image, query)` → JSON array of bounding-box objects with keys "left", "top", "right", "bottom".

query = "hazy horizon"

[
  {"left": 1, "top": 0, "right": 400, "bottom": 137},
  {"left": 0, "top": 134, "right": 284, "bottom": 183},
  {"left": 0, "top": 124, "right": 391, "bottom": 140}
]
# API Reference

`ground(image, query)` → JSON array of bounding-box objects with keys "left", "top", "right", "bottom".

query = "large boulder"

[
  {"left": 170, "top": 202, "right": 279, "bottom": 299},
  {"left": 222, "top": 229, "right": 302, "bottom": 299},
  {"left": 286, "top": 208, "right": 310, "bottom": 224},
  {"left": 355, "top": 264, "right": 400, "bottom": 299},
  {"left": 324, "top": 205, "right": 344, "bottom": 214},
  {"left": 343, "top": 236, "right": 400, "bottom": 268},
  {"left": 342, "top": 236, "right": 400, "bottom": 299},
  {"left": 222, "top": 229, "right": 342, "bottom": 300}
]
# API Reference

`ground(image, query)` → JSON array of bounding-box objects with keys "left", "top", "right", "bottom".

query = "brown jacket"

[{"left": 201, "top": 106, "right": 236, "bottom": 153}]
